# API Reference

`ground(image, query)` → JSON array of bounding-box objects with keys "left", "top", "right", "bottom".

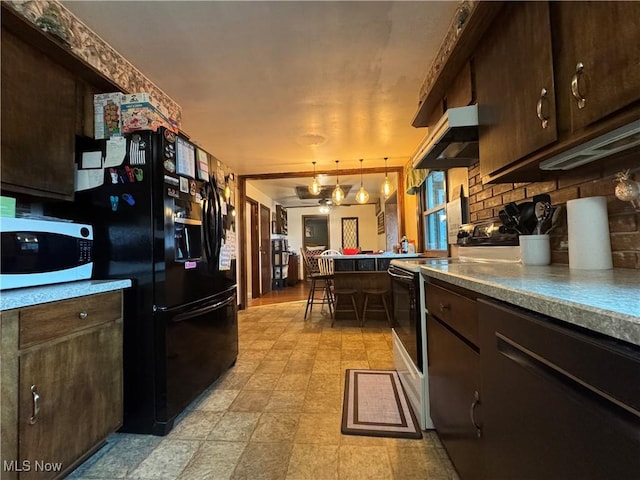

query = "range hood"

[
  {"left": 539, "top": 119, "right": 640, "bottom": 170},
  {"left": 411, "top": 104, "right": 479, "bottom": 170}
]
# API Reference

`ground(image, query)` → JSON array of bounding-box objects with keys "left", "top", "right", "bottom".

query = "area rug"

[{"left": 341, "top": 369, "right": 422, "bottom": 439}]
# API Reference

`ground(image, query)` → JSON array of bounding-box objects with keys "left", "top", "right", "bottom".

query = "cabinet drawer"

[
  {"left": 426, "top": 282, "right": 478, "bottom": 346},
  {"left": 19, "top": 291, "right": 122, "bottom": 349}
]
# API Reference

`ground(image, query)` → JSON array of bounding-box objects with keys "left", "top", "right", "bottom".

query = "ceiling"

[{"left": 61, "top": 1, "right": 458, "bottom": 179}]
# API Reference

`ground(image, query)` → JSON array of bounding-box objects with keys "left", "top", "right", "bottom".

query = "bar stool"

[
  {"left": 301, "top": 248, "right": 333, "bottom": 319},
  {"left": 361, "top": 288, "right": 392, "bottom": 327},
  {"left": 331, "top": 287, "right": 360, "bottom": 328},
  {"left": 317, "top": 252, "right": 360, "bottom": 327}
]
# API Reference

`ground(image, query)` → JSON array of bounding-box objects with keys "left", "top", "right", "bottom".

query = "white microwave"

[{"left": 0, "top": 218, "right": 93, "bottom": 290}]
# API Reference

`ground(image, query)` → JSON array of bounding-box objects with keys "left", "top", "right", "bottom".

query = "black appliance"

[{"left": 68, "top": 128, "right": 237, "bottom": 435}]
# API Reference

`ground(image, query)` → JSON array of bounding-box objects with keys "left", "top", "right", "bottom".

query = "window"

[{"left": 422, "top": 171, "right": 447, "bottom": 251}]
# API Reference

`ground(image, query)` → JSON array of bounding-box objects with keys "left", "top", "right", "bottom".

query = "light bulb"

[
  {"left": 355, "top": 158, "right": 369, "bottom": 204},
  {"left": 382, "top": 177, "right": 393, "bottom": 199},
  {"left": 308, "top": 161, "right": 321, "bottom": 195},
  {"left": 356, "top": 187, "right": 370, "bottom": 204},
  {"left": 309, "top": 177, "right": 322, "bottom": 195},
  {"left": 319, "top": 205, "right": 330, "bottom": 214},
  {"left": 332, "top": 185, "right": 345, "bottom": 205}
]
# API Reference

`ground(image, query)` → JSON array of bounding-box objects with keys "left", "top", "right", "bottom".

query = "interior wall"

[{"left": 244, "top": 202, "right": 252, "bottom": 298}]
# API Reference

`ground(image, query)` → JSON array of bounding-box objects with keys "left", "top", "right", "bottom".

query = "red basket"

[{"left": 342, "top": 248, "right": 359, "bottom": 255}]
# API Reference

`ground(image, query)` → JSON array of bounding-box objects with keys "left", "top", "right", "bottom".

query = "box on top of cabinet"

[
  {"left": 94, "top": 92, "right": 125, "bottom": 139},
  {"left": 120, "top": 93, "right": 178, "bottom": 134}
]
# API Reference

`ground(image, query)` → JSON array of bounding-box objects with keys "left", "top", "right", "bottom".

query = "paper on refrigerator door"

[
  {"left": 219, "top": 243, "right": 232, "bottom": 270},
  {"left": 104, "top": 137, "right": 127, "bottom": 167},
  {"left": 75, "top": 164, "right": 104, "bottom": 191}
]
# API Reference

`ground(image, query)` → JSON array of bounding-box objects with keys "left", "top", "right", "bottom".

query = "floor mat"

[{"left": 341, "top": 369, "right": 422, "bottom": 439}]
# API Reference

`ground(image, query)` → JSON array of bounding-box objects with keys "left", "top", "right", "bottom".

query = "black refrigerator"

[{"left": 70, "top": 128, "right": 238, "bottom": 435}]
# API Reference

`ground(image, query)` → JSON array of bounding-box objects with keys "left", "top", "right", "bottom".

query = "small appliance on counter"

[{"left": 0, "top": 217, "right": 93, "bottom": 290}]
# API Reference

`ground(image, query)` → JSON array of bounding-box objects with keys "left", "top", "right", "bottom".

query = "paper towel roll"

[{"left": 567, "top": 196, "right": 612, "bottom": 270}]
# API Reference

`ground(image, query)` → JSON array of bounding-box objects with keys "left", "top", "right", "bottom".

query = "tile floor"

[{"left": 70, "top": 300, "right": 459, "bottom": 480}]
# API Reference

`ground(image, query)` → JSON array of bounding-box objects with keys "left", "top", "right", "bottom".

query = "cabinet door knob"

[
  {"left": 470, "top": 390, "right": 482, "bottom": 438},
  {"left": 78, "top": 311, "right": 88, "bottom": 319},
  {"left": 439, "top": 303, "right": 450, "bottom": 313},
  {"left": 571, "top": 62, "right": 586, "bottom": 109},
  {"left": 29, "top": 385, "right": 40, "bottom": 425},
  {"left": 536, "top": 87, "right": 550, "bottom": 129}
]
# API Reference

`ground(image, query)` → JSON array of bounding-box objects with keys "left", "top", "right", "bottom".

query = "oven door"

[{"left": 388, "top": 265, "right": 423, "bottom": 373}]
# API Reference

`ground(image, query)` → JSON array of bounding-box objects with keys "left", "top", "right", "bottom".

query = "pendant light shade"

[
  {"left": 381, "top": 157, "right": 393, "bottom": 199},
  {"left": 308, "top": 161, "right": 321, "bottom": 195},
  {"left": 332, "top": 160, "right": 345, "bottom": 205},
  {"left": 355, "top": 158, "right": 369, "bottom": 204}
]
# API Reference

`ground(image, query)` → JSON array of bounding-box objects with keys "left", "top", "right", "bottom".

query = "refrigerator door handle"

[
  {"left": 208, "top": 174, "right": 222, "bottom": 271},
  {"left": 169, "top": 295, "right": 235, "bottom": 323},
  {"left": 202, "top": 185, "right": 213, "bottom": 263}
]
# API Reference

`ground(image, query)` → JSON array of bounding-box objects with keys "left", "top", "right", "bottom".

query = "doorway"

[
  {"left": 302, "top": 215, "right": 330, "bottom": 250},
  {"left": 245, "top": 198, "right": 260, "bottom": 299},
  {"left": 260, "top": 204, "right": 271, "bottom": 295}
]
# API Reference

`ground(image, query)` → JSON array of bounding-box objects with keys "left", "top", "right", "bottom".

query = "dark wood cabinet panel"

[
  {"left": 427, "top": 314, "right": 483, "bottom": 480},
  {"left": 478, "top": 299, "right": 640, "bottom": 480},
  {"left": 1, "top": 29, "right": 77, "bottom": 200},
  {"left": 445, "top": 62, "right": 474, "bottom": 109},
  {"left": 551, "top": 1, "right": 640, "bottom": 134},
  {"left": 19, "top": 321, "right": 123, "bottom": 480},
  {"left": 476, "top": 1, "right": 557, "bottom": 181}
]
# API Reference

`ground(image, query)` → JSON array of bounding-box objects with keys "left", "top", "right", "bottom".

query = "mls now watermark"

[{"left": 3, "top": 460, "right": 63, "bottom": 473}]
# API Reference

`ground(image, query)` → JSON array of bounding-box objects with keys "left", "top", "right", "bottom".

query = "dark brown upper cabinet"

[
  {"left": 475, "top": 2, "right": 556, "bottom": 183},
  {"left": 475, "top": 1, "right": 640, "bottom": 184},
  {"left": 551, "top": 1, "right": 640, "bottom": 135},
  {"left": 1, "top": 28, "right": 77, "bottom": 200}
]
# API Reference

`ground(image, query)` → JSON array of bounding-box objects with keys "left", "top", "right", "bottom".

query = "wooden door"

[
  {"left": 476, "top": 2, "right": 557, "bottom": 181},
  {"left": 1, "top": 29, "right": 76, "bottom": 200},
  {"left": 551, "top": 1, "right": 640, "bottom": 133},
  {"left": 247, "top": 200, "right": 260, "bottom": 299},
  {"left": 19, "top": 322, "right": 122, "bottom": 479},
  {"left": 259, "top": 204, "right": 271, "bottom": 295}
]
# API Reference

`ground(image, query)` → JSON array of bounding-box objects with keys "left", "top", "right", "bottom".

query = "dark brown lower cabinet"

[
  {"left": 427, "top": 313, "right": 483, "bottom": 480},
  {"left": 478, "top": 299, "right": 640, "bottom": 480}
]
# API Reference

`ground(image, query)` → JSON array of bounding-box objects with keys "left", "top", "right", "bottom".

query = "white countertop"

[
  {"left": 419, "top": 260, "right": 640, "bottom": 346},
  {"left": 0, "top": 279, "right": 132, "bottom": 311}
]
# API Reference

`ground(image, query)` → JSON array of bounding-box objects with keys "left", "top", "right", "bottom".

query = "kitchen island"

[{"left": 325, "top": 253, "right": 420, "bottom": 321}]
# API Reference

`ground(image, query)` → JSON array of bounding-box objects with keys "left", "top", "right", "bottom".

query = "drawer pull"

[
  {"left": 439, "top": 303, "right": 450, "bottom": 313},
  {"left": 536, "top": 87, "right": 549, "bottom": 129},
  {"left": 29, "top": 385, "right": 40, "bottom": 425},
  {"left": 78, "top": 311, "right": 88, "bottom": 320},
  {"left": 571, "top": 62, "right": 586, "bottom": 109},
  {"left": 470, "top": 390, "right": 482, "bottom": 438}
]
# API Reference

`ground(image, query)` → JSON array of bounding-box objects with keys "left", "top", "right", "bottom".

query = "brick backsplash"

[{"left": 466, "top": 151, "right": 640, "bottom": 269}]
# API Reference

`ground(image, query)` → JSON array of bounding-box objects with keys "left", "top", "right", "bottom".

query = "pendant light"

[
  {"left": 308, "top": 161, "right": 321, "bottom": 195},
  {"left": 355, "top": 158, "right": 370, "bottom": 204},
  {"left": 332, "top": 160, "right": 345, "bottom": 205},
  {"left": 381, "top": 156, "right": 393, "bottom": 199}
]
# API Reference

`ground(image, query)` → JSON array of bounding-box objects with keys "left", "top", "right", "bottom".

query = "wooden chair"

[
  {"left": 318, "top": 250, "right": 360, "bottom": 327},
  {"left": 300, "top": 248, "right": 333, "bottom": 319}
]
